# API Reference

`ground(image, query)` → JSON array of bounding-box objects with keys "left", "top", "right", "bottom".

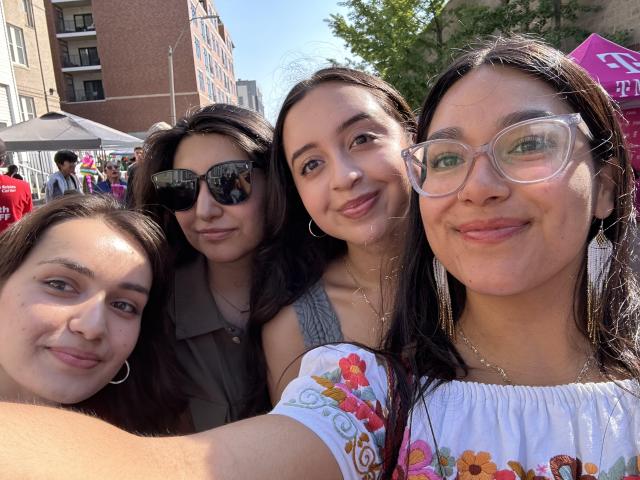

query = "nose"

[
  {"left": 194, "top": 179, "right": 224, "bottom": 220},
  {"left": 68, "top": 295, "right": 108, "bottom": 341},
  {"left": 330, "top": 151, "right": 363, "bottom": 191},
  {"left": 456, "top": 152, "right": 510, "bottom": 205}
]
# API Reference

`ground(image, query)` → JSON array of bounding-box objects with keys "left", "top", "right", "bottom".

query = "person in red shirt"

[{"left": 0, "top": 140, "right": 32, "bottom": 232}]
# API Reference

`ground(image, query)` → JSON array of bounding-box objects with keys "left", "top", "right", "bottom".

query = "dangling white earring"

[
  {"left": 433, "top": 257, "right": 454, "bottom": 339},
  {"left": 110, "top": 360, "right": 130, "bottom": 385},
  {"left": 587, "top": 219, "right": 613, "bottom": 344},
  {"left": 308, "top": 219, "right": 326, "bottom": 238}
]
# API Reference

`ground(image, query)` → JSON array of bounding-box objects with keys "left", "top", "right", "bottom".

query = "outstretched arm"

[{"left": 0, "top": 403, "right": 339, "bottom": 479}]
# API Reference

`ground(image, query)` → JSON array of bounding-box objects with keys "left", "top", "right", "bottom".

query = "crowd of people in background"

[{"left": 0, "top": 35, "right": 639, "bottom": 479}]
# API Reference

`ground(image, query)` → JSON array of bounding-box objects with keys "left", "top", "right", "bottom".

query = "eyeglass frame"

[
  {"left": 151, "top": 159, "right": 256, "bottom": 211},
  {"left": 401, "top": 113, "right": 595, "bottom": 198}
]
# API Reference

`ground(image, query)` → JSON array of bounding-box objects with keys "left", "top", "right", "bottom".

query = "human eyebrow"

[
  {"left": 290, "top": 142, "right": 318, "bottom": 167},
  {"left": 336, "top": 112, "right": 373, "bottom": 135},
  {"left": 118, "top": 282, "right": 150, "bottom": 296},
  {"left": 499, "top": 110, "right": 555, "bottom": 129},
  {"left": 427, "top": 127, "right": 462, "bottom": 141},
  {"left": 38, "top": 258, "right": 95, "bottom": 278},
  {"left": 426, "top": 110, "right": 555, "bottom": 142}
]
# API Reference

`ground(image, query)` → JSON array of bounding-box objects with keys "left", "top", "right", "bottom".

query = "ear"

[{"left": 593, "top": 159, "right": 618, "bottom": 220}]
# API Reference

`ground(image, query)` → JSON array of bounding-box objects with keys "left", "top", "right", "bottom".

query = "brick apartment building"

[{"left": 44, "top": 0, "right": 237, "bottom": 135}]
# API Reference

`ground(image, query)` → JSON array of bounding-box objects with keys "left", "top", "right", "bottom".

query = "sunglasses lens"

[
  {"left": 207, "top": 161, "right": 252, "bottom": 205},
  {"left": 152, "top": 170, "right": 198, "bottom": 211}
]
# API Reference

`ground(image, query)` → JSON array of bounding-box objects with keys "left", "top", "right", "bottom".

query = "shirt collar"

[{"left": 173, "top": 254, "right": 228, "bottom": 339}]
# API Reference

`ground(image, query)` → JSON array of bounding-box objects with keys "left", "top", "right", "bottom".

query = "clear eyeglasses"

[{"left": 401, "top": 113, "right": 594, "bottom": 198}]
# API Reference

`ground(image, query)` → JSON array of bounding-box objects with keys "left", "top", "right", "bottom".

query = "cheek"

[
  {"left": 110, "top": 320, "right": 141, "bottom": 359},
  {"left": 174, "top": 211, "right": 193, "bottom": 235},
  {"left": 235, "top": 201, "right": 266, "bottom": 245}
]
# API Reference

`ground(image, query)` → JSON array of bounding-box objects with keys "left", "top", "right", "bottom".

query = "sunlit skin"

[
  {"left": 173, "top": 134, "right": 266, "bottom": 265},
  {"left": 0, "top": 218, "right": 152, "bottom": 405},
  {"left": 283, "top": 83, "right": 412, "bottom": 248},
  {"left": 420, "top": 66, "right": 616, "bottom": 385},
  {"left": 263, "top": 82, "right": 414, "bottom": 403},
  {"left": 421, "top": 66, "right": 614, "bottom": 297}
]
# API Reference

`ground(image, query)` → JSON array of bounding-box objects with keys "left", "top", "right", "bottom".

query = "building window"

[
  {"left": 83, "top": 80, "right": 104, "bottom": 101},
  {"left": 78, "top": 47, "right": 99, "bottom": 66},
  {"left": 23, "top": 0, "right": 35, "bottom": 27},
  {"left": 7, "top": 24, "right": 27, "bottom": 66},
  {"left": 190, "top": 3, "right": 197, "bottom": 19},
  {"left": 19, "top": 95, "right": 35, "bottom": 121},
  {"left": 238, "top": 96, "right": 244, "bottom": 106},
  {"left": 64, "top": 75, "right": 75, "bottom": 102},
  {"left": 198, "top": 70, "right": 205, "bottom": 91},
  {"left": 194, "top": 37, "right": 201, "bottom": 60},
  {"left": 74, "top": 14, "right": 94, "bottom": 32}
]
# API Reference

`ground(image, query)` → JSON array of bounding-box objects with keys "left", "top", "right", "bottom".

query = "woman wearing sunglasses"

[
  {"left": 96, "top": 161, "right": 127, "bottom": 202},
  {"left": 2, "top": 36, "right": 639, "bottom": 480},
  {"left": 134, "top": 104, "right": 273, "bottom": 431},
  {"left": 251, "top": 67, "right": 417, "bottom": 403}
]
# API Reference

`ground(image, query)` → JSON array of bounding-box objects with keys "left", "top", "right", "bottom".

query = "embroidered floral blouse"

[{"left": 270, "top": 344, "right": 640, "bottom": 480}]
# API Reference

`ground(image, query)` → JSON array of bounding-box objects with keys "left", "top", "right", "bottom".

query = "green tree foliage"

[{"left": 327, "top": 0, "right": 632, "bottom": 107}]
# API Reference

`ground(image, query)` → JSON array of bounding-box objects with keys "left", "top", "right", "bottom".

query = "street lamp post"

[{"left": 169, "top": 14, "right": 219, "bottom": 125}]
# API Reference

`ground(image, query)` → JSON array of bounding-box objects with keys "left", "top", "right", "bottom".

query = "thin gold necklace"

[
  {"left": 210, "top": 286, "right": 249, "bottom": 314},
  {"left": 458, "top": 326, "right": 593, "bottom": 385},
  {"left": 344, "top": 259, "right": 389, "bottom": 324}
]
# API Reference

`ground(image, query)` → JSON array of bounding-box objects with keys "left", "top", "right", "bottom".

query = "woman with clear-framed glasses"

[
  {"left": 133, "top": 104, "right": 274, "bottom": 432},
  {"left": 1, "top": 36, "right": 639, "bottom": 480}
]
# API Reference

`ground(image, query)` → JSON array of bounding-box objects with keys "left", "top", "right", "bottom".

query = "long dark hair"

[
  {"left": 247, "top": 67, "right": 417, "bottom": 407},
  {"left": 0, "top": 194, "right": 186, "bottom": 434},
  {"left": 134, "top": 104, "right": 274, "bottom": 266},
  {"left": 381, "top": 35, "right": 640, "bottom": 478}
]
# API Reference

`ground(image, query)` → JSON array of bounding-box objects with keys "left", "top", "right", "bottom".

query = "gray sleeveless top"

[{"left": 292, "top": 280, "right": 343, "bottom": 348}]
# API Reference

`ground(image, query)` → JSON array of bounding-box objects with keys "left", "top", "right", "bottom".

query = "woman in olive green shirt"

[{"left": 134, "top": 104, "right": 273, "bottom": 431}]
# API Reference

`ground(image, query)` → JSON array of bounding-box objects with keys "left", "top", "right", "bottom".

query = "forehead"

[
  {"left": 428, "top": 66, "right": 571, "bottom": 136},
  {"left": 31, "top": 219, "right": 144, "bottom": 259},
  {"left": 283, "top": 83, "right": 392, "bottom": 155},
  {"left": 20, "top": 218, "right": 152, "bottom": 285},
  {"left": 173, "top": 133, "right": 249, "bottom": 173}
]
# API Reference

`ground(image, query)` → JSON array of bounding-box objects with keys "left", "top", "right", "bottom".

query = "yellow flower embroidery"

[{"left": 457, "top": 451, "right": 498, "bottom": 480}]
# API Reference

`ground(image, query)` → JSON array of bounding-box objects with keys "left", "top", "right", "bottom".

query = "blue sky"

[{"left": 214, "top": 0, "right": 356, "bottom": 122}]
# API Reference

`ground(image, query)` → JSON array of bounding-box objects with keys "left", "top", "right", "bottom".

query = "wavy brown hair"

[
  {"left": 134, "top": 103, "right": 274, "bottom": 267},
  {"left": 380, "top": 35, "right": 639, "bottom": 479},
  {"left": 0, "top": 194, "right": 186, "bottom": 434},
  {"left": 247, "top": 67, "right": 418, "bottom": 409}
]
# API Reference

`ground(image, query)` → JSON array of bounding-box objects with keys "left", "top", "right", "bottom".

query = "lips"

[
  {"left": 456, "top": 218, "right": 530, "bottom": 243},
  {"left": 339, "top": 191, "right": 379, "bottom": 219},
  {"left": 197, "top": 227, "right": 236, "bottom": 241},
  {"left": 48, "top": 347, "right": 101, "bottom": 369}
]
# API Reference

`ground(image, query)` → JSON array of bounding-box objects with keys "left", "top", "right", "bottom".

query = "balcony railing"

[
  {"left": 61, "top": 53, "right": 100, "bottom": 68},
  {"left": 56, "top": 19, "right": 95, "bottom": 34},
  {"left": 65, "top": 89, "right": 104, "bottom": 102}
]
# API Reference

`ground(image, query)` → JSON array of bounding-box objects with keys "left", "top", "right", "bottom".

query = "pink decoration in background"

[{"left": 570, "top": 34, "right": 640, "bottom": 170}]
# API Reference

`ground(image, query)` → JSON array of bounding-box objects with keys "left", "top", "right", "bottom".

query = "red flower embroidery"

[
  {"left": 338, "top": 394, "right": 384, "bottom": 432},
  {"left": 339, "top": 353, "right": 370, "bottom": 389},
  {"left": 495, "top": 470, "right": 517, "bottom": 480}
]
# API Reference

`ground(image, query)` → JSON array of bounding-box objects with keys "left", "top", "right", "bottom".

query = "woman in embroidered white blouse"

[{"left": 0, "top": 35, "right": 638, "bottom": 480}]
